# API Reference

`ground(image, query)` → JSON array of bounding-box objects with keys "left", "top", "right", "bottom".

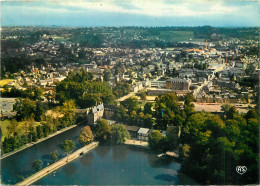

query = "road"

[
  {"left": 116, "top": 87, "right": 146, "bottom": 102},
  {"left": 193, "top": 74, "right": 215, "bottom": 97}
]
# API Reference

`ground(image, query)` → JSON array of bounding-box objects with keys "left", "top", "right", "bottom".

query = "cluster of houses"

[{"left": 2, "top": 30, "right": 259, "bottom": 106}]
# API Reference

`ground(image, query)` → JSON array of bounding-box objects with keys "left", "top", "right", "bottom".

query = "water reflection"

[
  {"left": 154, "top": 174, "right": 178, "bottom": 182},
  {"left": 63, "top": 162, "right": 77, "bottom": 177},
  {"left": 177, "top": 173, "right": 197, "bottom": 185},
  {"left": 112, "top": 145, "right": 128, "bottom": 161},
  {"left": 95, "top": 144, "right": 111, "bottom": 158},
  {"left": 79, "top": 152, "right": 94, "bottom": 167},
  {"left": 1, "top": 125, "right": 84, "bottom": 185},
  {"left": 147, "top": 154, "right": 173, "bottom": 168},
  {"left": 34, "top": 145, "right": 194, "bottom": 185}
]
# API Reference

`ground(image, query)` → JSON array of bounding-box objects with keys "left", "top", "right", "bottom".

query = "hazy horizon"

[{"left": 2, "top": 0, "right": 260, "bottom": 27}]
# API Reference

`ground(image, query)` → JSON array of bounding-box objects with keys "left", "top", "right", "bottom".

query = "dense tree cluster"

[
  {"left": 2, "top": 87, "right": 44, "bottom": 100},
  {"left": 112, "top": 82, "right": 131, "bottom": 98},
  {"left": 94, "top": 119, "right": 111, "bottom": 142},
  {"left": 113, "top": 98, "right": 155, "bottom": 128},
  {"left": 56, "top": 69, "right": 114, "bottom": 108},
  {"left": 2, "top": 100, "right": 76, "bottom": 154},
  {"left": 13, "top": 98, "right": 45, "bottom": 121},
  {"left": 180, "top": 107, "right": 258, "bottom": 185},
  {"left": 111, "top": 124, "right": 130, "bottom": 144}
]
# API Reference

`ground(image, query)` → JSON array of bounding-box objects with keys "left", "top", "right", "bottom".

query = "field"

[
  {"left": 147, "top": 30, "right": 204, "bottom": 42},
  {"left": 159, "top": 31, "right": 193, "bottom": 42},
  {"left": 0, "top": 120, "right": 41, "bottom": 142},
  {"left": 53, "top": 36, "right": 69, "bottom": 42},
  {"left": 0, "top": 79, "right": 14, "bottom": 87}
]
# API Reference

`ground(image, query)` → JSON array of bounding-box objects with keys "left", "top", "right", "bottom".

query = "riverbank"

[
  {"left": 125, "top": 139, "right": 180, "bottom": 159},
  {"left": 16, "top": 141, "right": 99, "bottom": 186},
  {"left": 1, "top": 120, "right": 87, "bottom": 160},
  {"left": 124, "top": 139, "right": 149, "bottom": 148}
]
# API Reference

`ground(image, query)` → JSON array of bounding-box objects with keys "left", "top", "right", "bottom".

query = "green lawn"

[
  {"left": 53, "top": 36, "right": 68, "bottom": 42},
  {"left": 0, "top": 79, "right": 14, "bottom": 87},
  {"left": 158, "top": 31, "right": 194, "bottom": 42}
]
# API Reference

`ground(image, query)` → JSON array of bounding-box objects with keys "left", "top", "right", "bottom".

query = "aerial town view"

[{"left": 0, "top": 0, "right": 259, "bottom": 185}]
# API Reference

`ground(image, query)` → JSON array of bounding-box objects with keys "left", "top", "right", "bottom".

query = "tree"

[
  {"left": 79, "top": 126, "right": 94, "bottom": 145},
  {"left": 113, "top": 105, "right": 129, "bottom": 122},
  {"left": 23, "top": 117, "right": 35, "bottom": 143},
  {"left": 34, "top": 101, "right": 45, "bottom": 121},
  {"left": 95, "top": 119, "right": 111, "bottom": 142},
  {"left": 144, "top": 102, "right": 153, "bottom": 115},
  {"left": 121, "top": 97, "right": 139, "bottom": 114},
  {"left": 60, "top": 100, "right": 76, "bottom": 128},
  {"left": 50, "top": 150, "right": 59, "bottom": 163},
  {"left": 61, "top": 140, "right": 76, "bottom": 161},
  {"left": 13, "top": 98, "right": 36, "bottom": 121},
  {"left": 111, "top": 124, "right": 130, "bottom": 144},
  {"left": 143, "top": 114, "right": 155, "bottom": 128},
  {"left": 136, "top": 91, "right": 146, "bottom": 101},
  {"left": 221, "top": 104, "right": 238, "bottom": 119},
  {"left": 183, "top": 93, "right": 195, "bottom": 117},
  {"left": 36, "top": 125, "right": 44, "bottom": 139},
  {"left": 166, "top": 126, "right": 180, "bottom": 149},
  {"left": 154, "top": 93, "right": 180, "bottom": 130},
  {"left": 25, "top": 87, "right": 43, "bottom": 100},
  {"left": 148, "top": 130, "right": 163, "bottom": 150},
  {"left": 32, "top": 159, "right": 43, "bottom": 172},
  {"left": 221, "top": 104, "right": 232, "bottom": 115},
  {"left": 7, "top": 119, "right": 18, "bottom": 136},
  {"left": 104, "top": 70, "right": 111, "bottom": 81}
]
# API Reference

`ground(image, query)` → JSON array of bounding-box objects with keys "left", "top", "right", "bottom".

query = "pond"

[
  {"left": 35, "top": 145, "right": 195, "bottom": 185},
  {"left": 1, "top": 123, "right": 196, "bottom": 185}
]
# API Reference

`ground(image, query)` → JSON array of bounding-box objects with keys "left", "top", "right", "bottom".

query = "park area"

[{"left": 1, "top": 120, "right": 41, "bottom": 142}]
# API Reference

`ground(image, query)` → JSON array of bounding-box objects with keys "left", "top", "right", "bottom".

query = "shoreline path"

[{"left": 16, "top": 142, "right": 99, "bottom": 186}]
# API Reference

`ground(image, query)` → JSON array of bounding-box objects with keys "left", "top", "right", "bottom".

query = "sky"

[{"left": 2, "top": 0, "right": 260, "bottom": 27}]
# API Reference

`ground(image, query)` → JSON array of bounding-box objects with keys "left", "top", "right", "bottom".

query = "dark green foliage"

[
  {"left": 32, "top": 159, "right": 43, "bottom": 172},
  {"left": 36, "top": 126, "right": 44, "bottom": 139},
  {"left": 179, "top": 109, "right": 259, "bottom": 185},
  {"left": 1, "top": 87, "right": 26, "bottom": 98},
  {"left": 148, "top": 130, "right": 163, "bottom": 150},
  {"left": 111, "top": 124, "right": 130, "bottom": 144},
  {"left": 113, "top": 82, "right": 131, "bottom": 98},
  {"left": 104, "top": 70, "right": 111, "bottom": 81},
  {"left": 61, "top": 140, "right": 76, "bottom": 157},
  {"left": 237, "top": 77, "right": 258, "bottom": 88},
  {"left": 113, "top": 105, "right": 129, "bottom": 123},
  {"left": 95, "top": 119, "right": 111, "bottom": 142},
  {"left": 42, "top": 123, "right": 51, "bottom": 137},
  {"left": 2, "top": 133, "right": 29, "bottom": 154},
  {"left": 34, "top": 101, "right": 45, "bottom": 121},
  {"left": 56, "top": 70, "right": 113, "bottom": 108},
  {"left": 144, "top": 102, "right": 153, "bottom": 115},
  {"left": 136, "top": 91, "right": 146, "bottom": 101},
  {"left": 50, "top": 150, "right": 59, "bottom": 163},
  {"left": 65, "top": 69, "right": 93, "bottom": 82},
  {"left": 121, "top": 97, "right": 139, "bottom": 114},
  {"left": 154, "top": 93, "right": 181, "bottom": 130},
  {"left": 13, "top": 98, "right": 45, "bottom": 121}
]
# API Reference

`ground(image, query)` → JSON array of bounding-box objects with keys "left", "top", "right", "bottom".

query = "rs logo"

[{"left": 236, "top": 166, "right": 247, "bottom": 175}]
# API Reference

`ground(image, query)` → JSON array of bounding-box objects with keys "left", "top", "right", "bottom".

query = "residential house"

[{"left": 137, "top": 128, "right": 150, "bottom": 141}]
